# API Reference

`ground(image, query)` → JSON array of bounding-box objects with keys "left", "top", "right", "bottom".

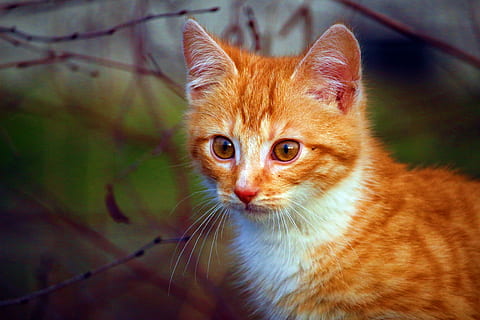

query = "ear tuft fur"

[{"left": 182, "top": 19, "right": 237, "bottom": 101}]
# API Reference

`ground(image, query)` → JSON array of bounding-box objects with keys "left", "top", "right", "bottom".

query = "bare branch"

[
  {"left": 0, "top": 7, "right": 220, "bottom": 43},
  {"left": 0, "top": 235, "right": 189, "bottom": 307},
  {"left": 279, "top": 3, "right": 314, "bottom": 48},
  {"left": 244, "top": 6, "right": 261, "bottom": 52},
  {"left": 333, "top": 0, "right": 480, "bottom": 69},
  {"left": 222, "top": 0, "right": 246, "bottom": 46},
  {"left": 0, "top": 0, "right": 70, "bottom": 12},
  {"left": 0, "top": 34, "right": 185, "bottom": 97},
  {"left": 66, "top": 51, "right": 184, "bottom": 96},
  {"left": 0, "top": 53, "right": 68, "bottom": 69}
]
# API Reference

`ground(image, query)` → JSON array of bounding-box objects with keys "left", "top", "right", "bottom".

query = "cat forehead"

[
  {"left": 192, "top": 81, "right": 336, "bottom": 143},
  {"left": 230, "top": 115, "right": 298, "bottom": 141},
  {"left": 189, "top": 52, "right": 342, "bottom": 141},
  {"left": 214, "top": 59, "right": 308, "bottom": 125},
  {"left": 213, "top": 97, "right": 301, "bottom": 142}
]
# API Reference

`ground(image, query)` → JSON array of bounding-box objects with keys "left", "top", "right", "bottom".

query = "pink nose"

[{"left": 234, "top": 187, "right": 259, "bottom": 204}]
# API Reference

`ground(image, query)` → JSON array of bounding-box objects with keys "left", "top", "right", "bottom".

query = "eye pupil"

[{"left": 223, "top": 141, "right": 229, "bottom": 152}]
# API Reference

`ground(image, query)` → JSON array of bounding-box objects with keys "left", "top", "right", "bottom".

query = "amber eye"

[
  {"left": 212, "top": 136, "right": 235, "bottom": 160},
  {"left": 272, "top": 140, "right": 300, "bottom": 162}
]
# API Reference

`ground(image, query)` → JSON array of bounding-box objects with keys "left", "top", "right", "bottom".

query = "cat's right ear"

[
  {"left": 182, "top": 19, "right": 238, "bottom": 101},
  {"left": 292, "top": 24, "right": 362, "bottom": 113}
]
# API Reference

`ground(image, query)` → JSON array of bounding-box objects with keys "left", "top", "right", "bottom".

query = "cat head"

[{"left": 182, "top": 19, "right": 366, "bottom": 223}]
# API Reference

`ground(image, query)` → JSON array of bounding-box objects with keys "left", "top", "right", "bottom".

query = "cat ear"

[
  {"left": 292, "top": 24, "right": 361, "bottom": 113},
  {"left": 182, "top": 19, "right": 238, "bottom": 101}
]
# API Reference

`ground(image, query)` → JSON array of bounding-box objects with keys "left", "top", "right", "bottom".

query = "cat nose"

[{"left": 234, "top": 187, "right": 259, "bottom": 204}]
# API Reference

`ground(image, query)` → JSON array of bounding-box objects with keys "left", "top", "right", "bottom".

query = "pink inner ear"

[
  {"left": 296, "top": 24, "right": 361, "bottom": 113},
  {"left": 308, "top": 85, "right": 356, "bottom": 114},
  {"left": 307, "top": 55, "right": 358, "bottom": 113}
]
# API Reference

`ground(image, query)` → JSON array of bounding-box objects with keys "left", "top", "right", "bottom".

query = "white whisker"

[
  {"left": 207, "top": 207, "right": 229, "bottom": 276},
  {"left": 168, "top": 188, "right": 216, "bottom": 217},
  {"left": 219, "top": 207, "right": 231, "bottom": 242},
  {"left": 169, "top": 188, "right": 221, "bottom": 292},
  {"left": 195, "top": 205, "right": 225, "bottom": 278},
  {"left": 184, "top": 202, "right": 222, "bottom": 276}
]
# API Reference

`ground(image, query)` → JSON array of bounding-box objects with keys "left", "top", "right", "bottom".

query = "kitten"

[{"left": 182, "top": 19, "right": 480, "bottom": 320}]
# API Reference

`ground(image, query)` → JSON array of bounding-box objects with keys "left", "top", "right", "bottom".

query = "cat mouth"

[
  {"left": 227, "top": 200, "right": 273, "bottom": 216},
  {"left": 237, "top": 203, "right": 271, "bottom": 215}
]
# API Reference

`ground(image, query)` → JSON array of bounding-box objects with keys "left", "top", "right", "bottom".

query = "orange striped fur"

[{"left": 182, "top": 19, "right": 480, "bottom": 319}]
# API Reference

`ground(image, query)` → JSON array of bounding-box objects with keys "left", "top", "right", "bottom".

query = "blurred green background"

[{"left": 0, "top": 1, "right": 479, "bottom": 319}]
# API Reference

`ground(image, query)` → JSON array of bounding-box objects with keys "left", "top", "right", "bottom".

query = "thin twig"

[
  {"left": 0, "top": 235, "right": 189, "bottom": 307},
  {"left": 244, "top": 6, "right": 261, "bottom": 52},
  {"left": 279, "top": 2, "right": 313, "bottom": 48},
  {"left": 333, "top": 0, "right": 480, "bottom": 69},
  {"left": 0, "top": 0, "right": 69, "bottom": 11},
  {"left": 0, "top": 7, "right": 219, "bottom": 43},
  {"left": 69, "top": 51, "right": 184, "bottom": 96},
  {"left": 36, "top": 193, "right": 215, "bottom": 316},
  {"left": 0, "top": 34, "right": 185, "bottom": 97},
  {"left": 30, "top": 255, "right": 54, "bottom": 319},
  {"left": 0, "top": 53, "right": 68, "bottom": 69},
  {"left": 222, "top": 0, "right": 246, "bottom": 46}
]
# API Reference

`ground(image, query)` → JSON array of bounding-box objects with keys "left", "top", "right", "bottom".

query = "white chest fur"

[
  {"left": 231, "top": 219, "right": 309, "bottom": 319},
  {"left": 229, "top": 167, "right": 365, "bottom": 319}
]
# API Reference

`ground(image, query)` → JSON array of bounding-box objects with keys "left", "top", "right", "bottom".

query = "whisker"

[
  {"left": 283, "top": 206, "right": 301, "bottom": 234},
  {"left": 287, "top": 199, "right": 318, "bottom": 231},
  {"left": 216, "top": 208, "right": 230, "bottom": 258},
  {"left": 278, "top": 209, "right": 290, "bottom": 263},
  {"left": 195, "top": 205, "right": 225, "bottom": 278},
  {"left": 170, "top": 195, "right": 216, "bottom": 262},
  {"left": 207, "top": 207, "right": 229, "bottom": 276},
  {"left": 219, "top": 207, "right": 231, "bottom": 242},
  {"left": 183, "top": 203, "right": 222, "bottom": 276},
  {"left": 168, "top": 188, "right": 216, "bottom": 217},
  {"left": 169, "top": 199, "right": 221, "bottom": 290},
  {"left": 167, "top": 161, "right": 195, "bottom": 169}
]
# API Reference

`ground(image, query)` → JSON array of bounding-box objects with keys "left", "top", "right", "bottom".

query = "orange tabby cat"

[{"left": 182, "top": 19, "right": 480, "bottom": 319}]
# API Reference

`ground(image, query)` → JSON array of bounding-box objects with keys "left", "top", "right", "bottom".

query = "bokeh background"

[{"left": 0, "top": 0, "right": 479, "bottom": 319}]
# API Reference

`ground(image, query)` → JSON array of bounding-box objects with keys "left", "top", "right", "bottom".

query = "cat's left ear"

[{"left": 292, "top": 24, "right": 361, "bottom": 113}]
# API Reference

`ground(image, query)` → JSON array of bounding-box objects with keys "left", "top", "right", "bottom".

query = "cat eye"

[
  {"left": 272, "top": 140, "right": 300, "bottom": 162},
  {"left": 212, "top": 136, "right": 235, "bottom": 160}
]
